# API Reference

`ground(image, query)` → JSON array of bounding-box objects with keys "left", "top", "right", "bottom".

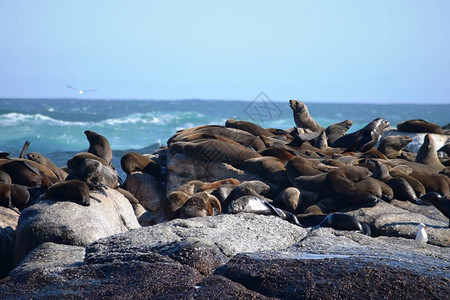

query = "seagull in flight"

[{"left": 66, "top": 85, "right": 97, "bottom": 95}]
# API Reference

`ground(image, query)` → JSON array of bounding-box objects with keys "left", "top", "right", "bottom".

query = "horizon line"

[{"left": 0, "top": 97, "right": 449, "bottom": 105}]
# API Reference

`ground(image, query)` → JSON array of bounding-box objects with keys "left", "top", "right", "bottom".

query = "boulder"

[
  {"left": 0, "top": 207, "right": 19, "bottom": 278},
  {"left": 347, "top": 201, "right": 449, "bottom": 246},
  {"left": 14, "top": 188, "right": 140, "bottom": 265}
]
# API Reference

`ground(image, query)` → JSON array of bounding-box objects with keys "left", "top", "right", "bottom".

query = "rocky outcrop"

[
  {"left": 0, "top": 213, "right": 448, "bottom": 299},
  {"left": 0, "top": 207, "right": 19, "bottom": 278},
  {"left": 14, "top": 188, "right": 140, "bottom": 265}
]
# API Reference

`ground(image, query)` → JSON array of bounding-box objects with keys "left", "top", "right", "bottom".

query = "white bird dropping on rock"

[{"left": 415, "top": 223, "right": 428, "bottom": 244}]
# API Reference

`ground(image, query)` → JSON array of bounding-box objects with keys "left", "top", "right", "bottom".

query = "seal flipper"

[
  {"left": 19, "top": 140, "right": 30, "bottom": 159},
  {"left": 264, "top": 201, "right": 304, "bottom": 227}
]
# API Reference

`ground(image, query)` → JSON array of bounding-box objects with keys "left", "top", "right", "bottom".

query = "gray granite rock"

[
  {"left": 14, "top": 188, "right": 140, "bottom": 265},
  {"left": 0, "top": 207, "right": 19, "bottom": 278},
  {"left": 347, "top": 201, "right": 449, "bottom": 246}
]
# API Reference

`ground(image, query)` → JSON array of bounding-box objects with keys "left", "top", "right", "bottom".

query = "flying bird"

[
  {"left": 415, "top": 223, "right": 428, "bottom": 244},
  {"left": 66, "top": 85, "right": 97, "bottom": 95}
]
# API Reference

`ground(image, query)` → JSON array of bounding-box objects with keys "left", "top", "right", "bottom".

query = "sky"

[{"left": 0, "top": 1, "right": 449, "bottom": 103}]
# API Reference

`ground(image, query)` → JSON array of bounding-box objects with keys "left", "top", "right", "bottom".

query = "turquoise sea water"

[{"left": 0, "top": 98, "right": 449, "bottom": 174}]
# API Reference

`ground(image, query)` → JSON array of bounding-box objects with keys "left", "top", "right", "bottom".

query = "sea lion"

[
  {"left": 323, "top": 166, "right": 378, "bottom": 208},
  {"left": 228, "top": 195, "right": 273, "bottom": 215},
  {"left": 179, "top": 196, "right": 209, "bottom": 218},
  {"left": 121, "top": 152, "right": 161, "bottom": 176},
  {"left": 0, "top": 183, "right": 30, "bottom": 210},
  {"left": 397, "top": 119, "right": 448, "bottom": 134},
  {"left": 242, "top": 156, "right": 289, "bottom": 186},
  {"left": 286, "top": 156, "right": 322, "bottom": 184},
  {"left": 385, "top": 177, "right": 419, "bottom": 203},
  {"left": 415, "top": 134, "right": 446, "bottom": 171},
  {"left": 419, "top": 192, "right": 450, "bottom": 227},
  {"left": 168, "top": 125, "right": 266, "bottom": 151},
  {"left": 163, "top": 191, "right": 190, "bottom": 220},
  {"left": 67, "top": 152, "right": 110, "bottom": 170},
  {"left": 222, "top": 181, "right": 270, "bottom": 213},
  {"left": 43, "top": 180, "right": 90, "bottom": 206},
  {"left": 0, "top": 160, "right": 50, "bottom": 188},
  {"left": 199, "top": 178, "right": 240, "bottom": 193},
  {"left": 66, "top": 158, "right": 119, "bottom": 189},
  {"left": 0, "top": 170, "right": 12, "bottom": 184},
  {"left": 273, "top": 187, "right": 301, "bottom": 213},
  {"left": 378, "top": 135, "right": 413, "bottom": 159},
  {"left": 314, "top": 131, "right": 328, "bottom": 149},
  {"left": 26, "top": 152, "right": 68, "bottom": 181},
  {"left": 289, "top": 100, "right": 324, "bottom": 132},
  {"left": 331, "top": 118, "right": 390, "bottom": 152},
  {"left": 410, "top": 171, "right": 449, "bottom": 197},
  {"left": 225, "top": 119, "right": 274, "bottom": 137},
  {"left": 171, "top": 140, "right": 262, "bottom": 169},
  {"left": 317, "top": 212, "right": 370, "bottom": 235},
  {"left": 325, "top": 120, "right": 353, "bottom": 145},
  {"left": 85, "top": 130, "right": 113, "bottom": 164},
  {"left": 257, "top": 147, "right": 296, "bottom": 163}
]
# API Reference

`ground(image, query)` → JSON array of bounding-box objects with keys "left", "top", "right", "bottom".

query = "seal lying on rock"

[
  {"left": 42, "top": 180, "right": 90, "bottom": 206},
  {"left": 121, "top": 152, "right": 161, "bottom": 176},
  {"left": 397, "top": 119, "right": 449, "bottom": 134},
  {"left": 0, "top": 183, "right": 30, "bottom": 211},
  {"left": 317, "top": 212, "right": 371, "bottom": 236},
  {"left": 26, "top": 152, "right": 68, "bottom": 181}
]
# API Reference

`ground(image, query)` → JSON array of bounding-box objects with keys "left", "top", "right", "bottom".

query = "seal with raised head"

[
  {"left": 331, "top": 118, "right": 390, "bottom": 152},
  {"left": 273, "top": 187, "right": 301, "bottom": 213},
  {"left": 378, "top": 135, "right": 413, "bottom": 159},
  {"left": 419, "top": 192, "right": 450, "bottom": 227},
  {"left": 325, "top": 120, "right": 354, "bottom": 145},
  {"left": 43, "top": 180, "right": 90, "bottom": 206},
  {"left": 85, "top": 130, "right": 113, "bottom": 165},
  {"left": 289, "top": 100, "right": 324, "bottom": 132},
  {"left": 415, "top": 134, "right": 446, "bottom": 172}
]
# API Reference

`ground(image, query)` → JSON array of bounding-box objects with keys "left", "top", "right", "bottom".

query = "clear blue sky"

[{"left": 1, "top": 1, "right": 448, "bottom": 103}]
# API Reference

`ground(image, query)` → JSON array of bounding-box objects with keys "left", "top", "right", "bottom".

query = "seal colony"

[{"left": 1, "top": 100, "right": 449, "bottom": 268}]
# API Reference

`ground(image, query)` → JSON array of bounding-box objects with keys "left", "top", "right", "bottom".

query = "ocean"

[{"left": 1, "top": 98, "right": 449, "bottom": 178}]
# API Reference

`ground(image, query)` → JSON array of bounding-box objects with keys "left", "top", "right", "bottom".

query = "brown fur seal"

[
  {"left": 410, "top": 171, "right": 449, "bottom": 197},
  {"left": 378, "top": 135, "right": 413, "bottom": 159},
  {"left": 286, "top": 156, "right": 323, "bottom": 185},
  {"left": 171, "top": 140, "right": 261, "bottom": 169},
  {"left": 289, "top": 100, "right": 324, "bottom": 132},
  {"left": 397, "top": 119, "right": 449, "bottom": 134},
  {"left": 314, "top": 131, "right": 328, "bottom": 149},
  {"left": 67, "top": 152, "right": 110, "bottom": 170},
  {"left": 257, "top": 147, "right": 296, "bottom": 163},
  {"left": 242, "top": 156, "right": 289, "bottom": 186},
  {"left": 0, "top": 183, "right": 30, "bottom": 210},
  {"left": 26, "top": 152, "right": 68, "bottom": 181},
  {"left": 43, "top": 180, "right": 90, "bottom": 206},
  {"left": 163, "top": 191, "right": 190, "bottom": 220},
  {"left": 415, "top": 134, "right": 446, "bottom": 171},
  {"left": 0, "top": 159, "right": 51, "bottom": 188},
  {"left": 200, "top": 178, "right": 240, "bottom": 193},
  {"left": 225, "top": 119, "right": 274, "bottom": 137},
  {"left": 66, "top": 158, "right": 119, "bottom": 189},
  {"left": 85, "top": 130, "right": 113, "bottom": 164},
  {"left": 168, "top": 125, "right": 266, "bottom": 151},
  {"left": 419, "top": 192, "right": 450, "bottom": 227},
  {"left": 0, "top": 170, "right": 12, "bottom": 184},
  {"left": 331, "top": 118, "right": 390, "bottom": 152},
  {"left": 179, "top": 196, "right": 209, "bottom": 218},
  {"left": 273, "top": 187, "right": 301, "bottom": 213},
  {"left": 121, "top": 152, "right": 161, "bottom": 176},
  {"left": 325, "top": 120, "right": 353, "bottom": 145}
]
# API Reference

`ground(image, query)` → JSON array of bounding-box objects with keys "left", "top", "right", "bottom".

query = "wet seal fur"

[{"left": 331, "top": 118, "right": 390, "bottom": 152}]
